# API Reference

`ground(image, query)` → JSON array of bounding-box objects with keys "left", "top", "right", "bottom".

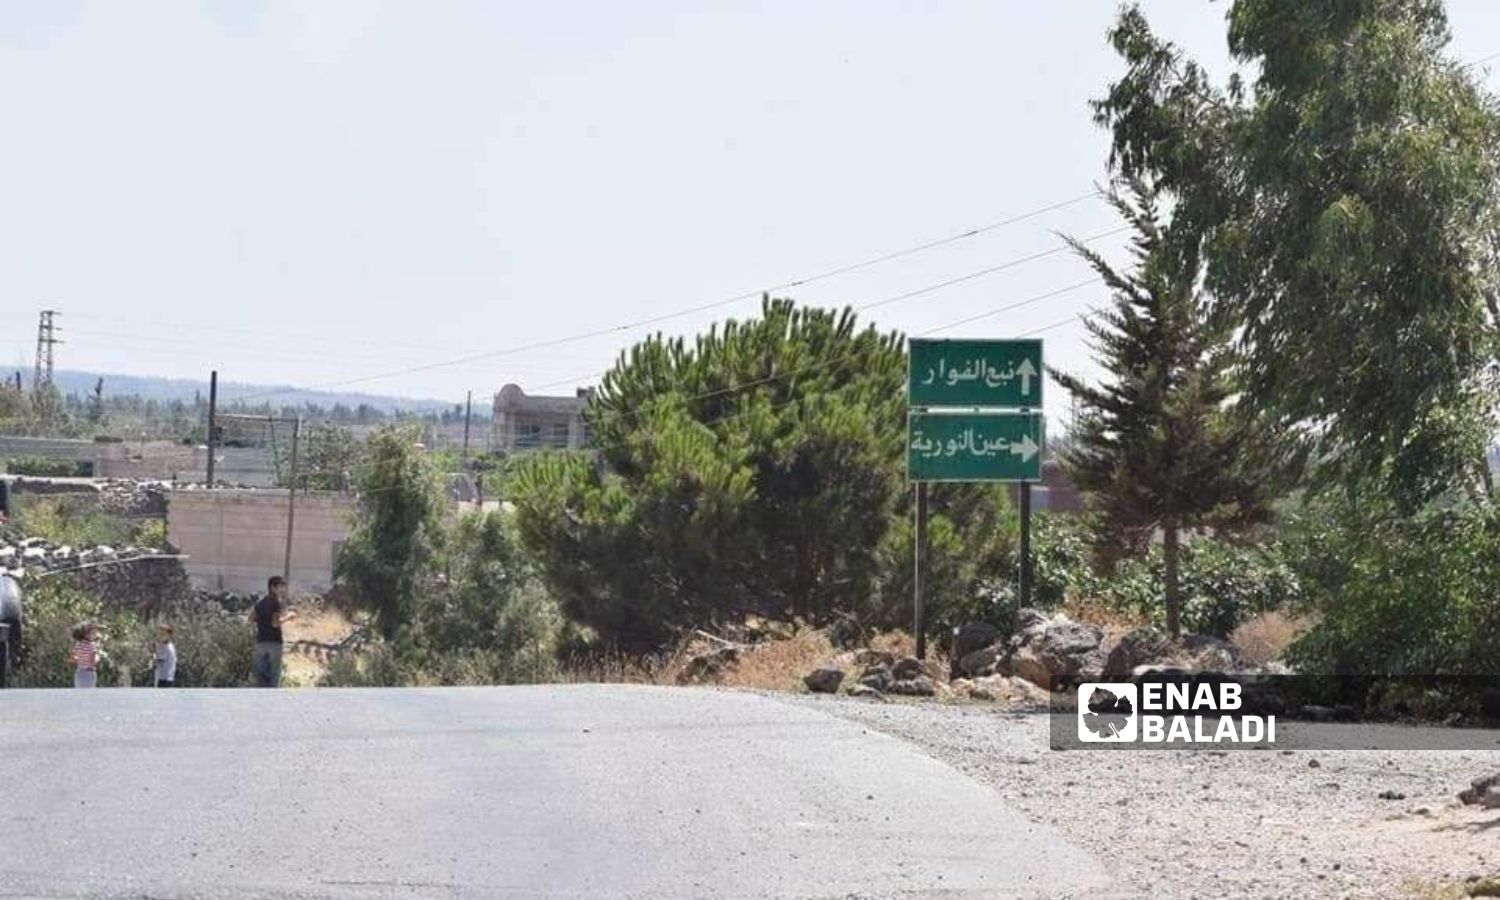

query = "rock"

[
  {"left": 1459, "top": 772, "right": 1500, "bottom": 809},
  {"left": 1010, "top": 643, "right": 1052, "bottom": 690},
  {"left": 1467, "top": 876, "right": 1500, "bottom": 897},
  {"left": 1376, "top": 790, "right": 1406, "bottom": 801},
  {"left": 1298, "top": 704, "right": 1337, "bottom": 722},
  {"left": 1008, "top": 619, "right": 1103, "bottom": 690},
  {"left": 887, "top": 675, "right": 936, "bottom": 697},
  {"left": 972, "top": 674, "right": 1052, "bottom": 709},
  {"left": 957, "top": 644, "right": 1004, "bottom": 679},
  {"left": 21, "top": 547, "right": 46, "bottom": 562},
  {"left": 846, "top": 684, "right": 886, "bottom": 701},
  {"left": 1308, "top": 759, "right": 1322, "bottom": 769},
  {"left": 892, "top": 656, "right": 925, "bottom": 680},
  {"left": 803, "top": 667, "right": 844, "bottom": 694},
  {"left": 859, "top": 664, "right": 893, "bottom": 693},
  {"left": 1180, "top": 633, "right": 1240, "bottom": 671},
  {"left": 852, "top": 648, "right": 895, "bottom": 668},
  {"left": 824, "top": 613, "right": 865, "bottom": 650},
  {"left": 949, "top": 621, "right": 1001, "bottom": 679},
  {"left": 968, "top": 686, "right": 996, "bottom": 702},
  {"left": 676, "top": 646, "right": 740, "bottom": 684},
  {"left": 0, "top": 546, "right": 14, "bottom": 561},
  {"left": 1104, "top": 626, "right": 1173, "bottom": 681},
  {"left": 1011, "top": 607, "right": 1051, "bottom": 636}
]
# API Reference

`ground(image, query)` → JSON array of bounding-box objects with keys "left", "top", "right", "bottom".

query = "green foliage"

[
  {"left": 11, "top": 497, "right": 167, "bottom": 550},
  {"left": 335, "top": 426, "right": 446, "bottom": 640},
  {"left": 12, "top": 579, "right": 254, "bottom": 687},
  {"left": 12, "top": 580, "right": 104, "bottom": 687},
  {"left": 1094, "top": 2, "right": 1500, "bottom": 508},
  {"left": 5, "top": 456, "right": 87, "bottom": 478},
  {"left": 410, "top": 510, "right": 563, "bottom": 684},
  {"left": 1283, "top": 496, "right": 1500, "bottom": 680},
  {"left": 511, "top": 298, "right": 1014, "bottom": 651},
  {"left": 164, "top": 617, "right": 256, "bottom": 687},
  {"left": 319, "top": 643, "right": 412, "bottom": 687},
  {"left": 1019, "top": 513, "right": 1301, "bottom": 638},
  {"left": 288, "top": 425, "right": 364, "bottom": 492},
  {"left": 1052, "top": 180, "right": 1279, "bottom": 635}
]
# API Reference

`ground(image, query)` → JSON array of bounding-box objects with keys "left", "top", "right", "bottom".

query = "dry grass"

[
  {"left": 552, "top": 626, "right": 949, "bottom": 694},
  {"left": 557, "top": 649, "right": 678, "bottom": 685},
  {"left": 715, "top": 628, "right": 837, "bottom": 691},
  {"left": 1060, "top": 597, "right": 1148, "bottom": 630},
  {"left": 1230, "top": 610, "right": 1312, "bottom": 666}
]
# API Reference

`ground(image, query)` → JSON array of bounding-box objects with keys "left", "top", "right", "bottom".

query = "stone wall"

[{"left": 1, "top": 539, "right": 192, "bottom": 617}]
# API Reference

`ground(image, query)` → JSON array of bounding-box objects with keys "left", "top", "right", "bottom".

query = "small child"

[
  {"left": 153, "top": 624, "right": 177, "bottom": 688},
  {"left": 69, "top": 622, "right": 101, "bottom": 688}
]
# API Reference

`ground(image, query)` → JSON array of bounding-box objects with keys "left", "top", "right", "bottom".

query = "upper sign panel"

[{"left": 908, "top": 338, "right": 1042, "bottom": 408}]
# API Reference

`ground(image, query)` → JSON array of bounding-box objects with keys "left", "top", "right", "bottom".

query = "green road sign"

[
  {"left": 908, "top": 338, "right": 1042, "bottom": 408},
  {"left": 907, "top": 410, "right": 1044, "bottom": 482}
]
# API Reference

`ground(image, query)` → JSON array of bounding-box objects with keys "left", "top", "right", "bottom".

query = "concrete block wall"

[{"left": 168, "top": 489, "right": 355, "bottom": 595}]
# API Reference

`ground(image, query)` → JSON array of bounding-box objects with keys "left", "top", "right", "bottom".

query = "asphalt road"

[{"left": 0, "top": 685, "right": 1113, "bottom": 900}]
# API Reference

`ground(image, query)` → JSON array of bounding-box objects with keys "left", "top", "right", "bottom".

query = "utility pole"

[
  {"left": 283, "top": 416, "right": 301, "bottom": 586},
  {"left": 913, "top": 482, "right": 929, "bottom": 659},
  {"left": 32, "top": 310, "right": 60, "bottom": 395},
  {"left": 205, "top": 371, "right": 219, "bottom": 487},
  {"left": 462, "top": 390, "right": 472, "bottom": 459}
]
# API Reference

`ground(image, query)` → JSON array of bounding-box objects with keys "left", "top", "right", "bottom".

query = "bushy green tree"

[
  {"left": 1053, "top": 181, "right": 1277, "bottom": 636},
  {"left": 1094, "top": 1, "right": 1500, "bottom": 508},
  {"left": 1283, "top": 495, "right": 1500, "bottom": 681},
  {"left": 286, "top": 425, "right": 363, "bottom": 491},
  {"left": 335, "top": 426, "right": 446, "bottom": 640},
  {"left": 512, "top": 298, "right": 1013, "bottom": 651},
  {"left": 415, "top": 510, "right": 562, "bottom": 683}
]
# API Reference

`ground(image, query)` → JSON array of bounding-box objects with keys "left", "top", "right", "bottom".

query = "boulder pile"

[{"left": 804, "top": 607, "right": 1284, "bottom": 709}]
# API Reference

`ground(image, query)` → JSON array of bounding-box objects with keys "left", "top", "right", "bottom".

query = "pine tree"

[{"left": 1053, "top": 180, "right": 1276, "bottom": 637}]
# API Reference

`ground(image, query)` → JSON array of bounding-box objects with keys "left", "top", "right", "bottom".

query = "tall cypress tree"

[{"left": 1053, "top": 180, "right": 1275, "bottom": 637}]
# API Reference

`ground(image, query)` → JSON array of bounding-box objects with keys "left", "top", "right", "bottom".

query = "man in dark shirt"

[{"left": 248, "top": 575, "right": 297, "bottom": 687}]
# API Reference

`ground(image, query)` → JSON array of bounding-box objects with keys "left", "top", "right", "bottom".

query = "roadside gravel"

[{"left": 782, "top": 693, "right": 1500, "bottom": 900}]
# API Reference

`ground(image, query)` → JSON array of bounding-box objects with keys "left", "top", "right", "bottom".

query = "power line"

[
  {"left": 523, "top": 228, "right": 1125, "bottom": 395},
  {"left": 290, "top": 279, "right": 1115, "bottom": 493},
  {"left": 225, "top": 192, "right": 1105, "bottom": 403}
]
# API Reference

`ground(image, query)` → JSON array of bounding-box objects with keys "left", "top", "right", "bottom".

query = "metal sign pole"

[
  {"left": 1019, "top": 482, "right": 1032, "bottom": 611},
  {"left": 914, "top": 481, "right": 929, "bottom": 660}
]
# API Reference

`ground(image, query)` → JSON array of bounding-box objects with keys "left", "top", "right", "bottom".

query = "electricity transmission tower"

[{"left": 33, "top": 309, "right": 60, "bottom": 394}]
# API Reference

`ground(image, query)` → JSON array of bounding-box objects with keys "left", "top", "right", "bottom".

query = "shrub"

[
  {"left": 5, "top": 456, "right": 87, "bottom": 478},
  {"left": 1230, "top": 611, "right": 1310, "bottom": 667},
  {"left": 319, "top": 643, "right": 412, "bottom": 687},
  {"left": 1282, "top": 497, "right": 1500, "bottom": 682},
  {"left": 10, "top": 497, "right": 164, "bottom": 549},
  {"left": 167, "top": 616, "right": 255, "bottom": 687},
  {"left": 12, "top": 579, "right": 105, "bottom": 687},
  {"left": 1001, "top": 513, "right": 1302, "bottom": 638},
  {"left": 13, "top": 580, "right": 254, "bottom": 687}
]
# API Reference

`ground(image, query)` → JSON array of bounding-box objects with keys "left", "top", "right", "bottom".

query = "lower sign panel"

[{"left": 908, "top": 410, "right": 1044, "bottom": 482}]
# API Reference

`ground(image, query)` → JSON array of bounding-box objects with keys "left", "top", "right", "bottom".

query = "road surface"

[{"left": 0, "top": 685, "right": 1113, "bottom": 899}]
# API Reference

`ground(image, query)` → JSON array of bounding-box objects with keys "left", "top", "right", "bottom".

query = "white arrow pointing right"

[{"left": 1009, "top": 432, "right": 1039, "bottom": 463}]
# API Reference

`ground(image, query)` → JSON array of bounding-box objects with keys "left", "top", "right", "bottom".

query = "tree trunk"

[{"left": 1163, "top": 524, "right": 1181, "bottom": 639}]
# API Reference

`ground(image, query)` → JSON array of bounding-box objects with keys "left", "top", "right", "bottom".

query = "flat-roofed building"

[{"left": 491, "top": 384, "right": 591, "bottom": 452}]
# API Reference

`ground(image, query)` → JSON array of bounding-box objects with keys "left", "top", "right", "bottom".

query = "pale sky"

[{"left": 3, "top": 1, "right": 1498, "bottom": 421}]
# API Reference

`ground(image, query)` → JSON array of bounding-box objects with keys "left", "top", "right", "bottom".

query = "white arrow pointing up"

[
  {"left": 1015, "top": 357, "right": 1037, "bottom": 397},
  {"left": 1010, "top": 432, "right": 1039, "bottom": 463}
]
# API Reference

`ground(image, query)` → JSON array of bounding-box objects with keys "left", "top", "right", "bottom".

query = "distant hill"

[{"left": 46, "top": 369, "right": 460, "bottom": 415}]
